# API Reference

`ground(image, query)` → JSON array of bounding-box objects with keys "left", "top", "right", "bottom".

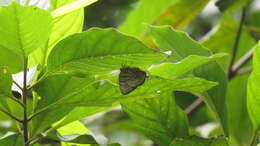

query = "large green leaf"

[
  {"left": 119, "top": 0, "right": 179, "bottom": 37},
  {"left": 170, "top": 136, "right": 228, "bottom": 146},
  {"left": 0, "top": 2, "right": 52, "bottom": 56},
  {"left": 53, "top": 52, "right": 225, "bottom": 130},
  {"left": 32, "top": 75, "right": 95, "bottom": 135},
  {"left": 51, "top": 77, "right": 217, "bottom": 108},
  {"left": 33, "top": 27, "right": 166, "bottom": 135},
  {"left": 149, "top": 53, "right": 227, "bottom": 79},
  {"left": 32, "top": 75, "right": 216, "bottom": 136},
  {"left": 150, "top": 25, "right": 228, "bottom": 135},
  {"left": 0, "top": 133, "right": 23, "bottom": 146},
  {"left": 157, "top": 0, "right": 210, "bottom": 30},
  {"left": 227, "top": 74, "right": 253, "bottom": 146},
  {"left": 37, "top": 76, "right": 217, "bottom": 109},
  {"left": 29, "top": 0, "right": 84, "bottom": 66},
  {"left": 46, "top": 28, "right": 166, "bottom": 77},
  {"left": 122, "top": 93, "right": 189, "bottom": 146},
  {"left": 247, "top": 41, "right": 260, "bottom": 133}
]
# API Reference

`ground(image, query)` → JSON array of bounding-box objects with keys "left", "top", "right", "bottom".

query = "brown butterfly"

[{"left": 119, "top": 67, "right": 147, "bottom": 95}]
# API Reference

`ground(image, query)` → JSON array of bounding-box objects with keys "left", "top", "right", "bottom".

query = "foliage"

[{"left": 0, "top": 0, "right": 259, "bottom": 146}]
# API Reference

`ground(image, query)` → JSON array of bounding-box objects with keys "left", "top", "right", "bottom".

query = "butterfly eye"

[{"left": 119, "top": 67, "right": 147, "bottom": 95}]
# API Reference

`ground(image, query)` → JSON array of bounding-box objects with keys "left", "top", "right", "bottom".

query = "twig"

[
  {"left": 228, "top": 7, "right": 247, "bottom": 79},
  {"left": 232, "top": 48, "right": 253, "bottom": 74},
  {"left": 0, "top": 107, "right": 23, "bottom": 123},
  {"left": 185, "top": 98, "right": 204, "bottom": 116},
  {"left": 13, "top": 80, "right": 23, "bottom": 91},
  {"left": 236, "top": 67, "right": 252, "bottom": 76}
]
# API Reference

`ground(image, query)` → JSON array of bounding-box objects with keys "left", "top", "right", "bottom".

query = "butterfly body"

[{"left": 119, "top": 67, "right": 147, "bottom": 95}]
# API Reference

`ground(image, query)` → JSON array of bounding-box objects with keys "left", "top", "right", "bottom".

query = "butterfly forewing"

[{"left": 119, "top": 67, "right": 147, "bottom": 95}]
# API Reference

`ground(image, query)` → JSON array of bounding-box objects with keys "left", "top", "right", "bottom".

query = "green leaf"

[
  {"left": 50, "top": 77, "right": 217, "bottom": 108},
  {"left": 0, "top": 2, "right": 53, "bottom": 56},
  {"left": 247, "top": 41, "right": 260, "bottom": 133},
  {"left": 150, "top": 53, "right": 227, "bottom": 79},
  {"left": 119, "top": 0, "right": 179, "bottom": 37},
  {"left": 156, "top": 0, "right": 210, "bottom": 30},
  {"left": 150, "top": 25, "right": 228, "bottom": 135},
  {"left": 227, "top": 74, "right": 254, "bottom": 146},
  {"left": 0, "top": 133, "right": 23, "bottom": 146},
  {"left": 57, "top": 121, "right": 97, "bottom": 145},
  {"left": 37, "top": 76, "right": 217, "bottom": 108},
  {"left": 32, "top": 75, "right": 95, "bottom": 135},
  {"left": 150, "top": 26, "right": 210, "bottom": 57},
  {"left": 0, "top": 45, "right": 23, "bottom": 73},
  {"left": 33, "top": 75, "right": 216, "bottom": 135},
  {"left": 58, "top": 121, "right": 89, "bottom": 135},
  {"left": 122, "top": 93, "right": 189, "bottom": 145},
  {"left": 170, "top": 136, "right": 228, "bottom": 146},
  {"left": 47, "top": 28, "right": 166, "bottom": 77},
  {"left": 29, "top": 0, "right": 84, "bottom": 67}
]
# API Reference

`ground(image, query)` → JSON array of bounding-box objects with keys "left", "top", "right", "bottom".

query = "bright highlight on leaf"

[
  {"left": 51, "top": 0, "right": 98, "bottom": 18},
  {"left": 0, "top": 2, "right": 53, "bottom": 56}
]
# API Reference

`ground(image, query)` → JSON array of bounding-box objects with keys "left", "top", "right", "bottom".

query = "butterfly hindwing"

[{"left": 119, "top": 67, "right": 147, "bottom": 95}]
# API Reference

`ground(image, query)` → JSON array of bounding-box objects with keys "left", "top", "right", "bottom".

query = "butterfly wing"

[{"left": 119, "top": 67, "right": 146, "bottom": 95}]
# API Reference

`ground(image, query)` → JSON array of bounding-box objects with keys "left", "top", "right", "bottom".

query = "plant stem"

[
  {"left": 228, "top": 7, "right": 247, "bottom": 79},
  {"left": 22, "top": 57, "right": 29, "bottom": 146},
  {"left": 235, "top": 66, "right": 252, "bottom": 76}
]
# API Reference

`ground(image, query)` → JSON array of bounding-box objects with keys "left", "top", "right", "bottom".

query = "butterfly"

[{"left": 119, "top": 67, "right": 147, "bottom": 95}]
